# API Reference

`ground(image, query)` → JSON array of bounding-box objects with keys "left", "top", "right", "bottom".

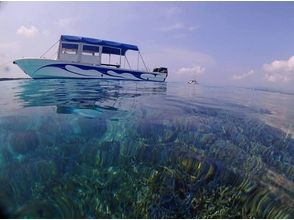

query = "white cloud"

[
  {"left": 263, "top": 56, "right": 294, "bottom": 82},
  {"left": 232, "top": 69, "right": 255, "bottom": 80},
  {"left": 177, "top": 65, "right": 205, "bottom": 76},
  {"left": 160, "top": 22, "right": 198, "bottom": 32},
  {"left": 16, "top": 25, "right": 39, "bottom": 38},
  {"left": 263, "top": 56, "right": 294, "bottom": 72}
]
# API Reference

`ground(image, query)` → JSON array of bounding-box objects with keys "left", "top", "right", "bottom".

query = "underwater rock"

[{"left": 8, "top": 130, "right": 39, "bottom": 154}]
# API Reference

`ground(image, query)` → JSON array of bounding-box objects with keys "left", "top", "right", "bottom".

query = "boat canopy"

[{"left": 60, "top": 35, "right": 139, "bottom": 55}]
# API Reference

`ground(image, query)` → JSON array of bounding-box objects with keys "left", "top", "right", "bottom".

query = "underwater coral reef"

[{"left": 0, "top": 79, "right": 293, "bottom": 218}]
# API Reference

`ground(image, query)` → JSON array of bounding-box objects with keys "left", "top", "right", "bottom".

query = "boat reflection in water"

[{"left": 17, "top": 79, "right": 167, "bottom": 117}]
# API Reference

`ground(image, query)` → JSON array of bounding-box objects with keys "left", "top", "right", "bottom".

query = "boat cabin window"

[
  {"left": 58, "top": 43, "right": 79, "bottom": 62},
  {"left": 80, "top": 44, "right": 101, "bottom": 65},
  {"left": 61, "top": 43, "right": 78, "bottom": 55},
  {"left": 82, "top": 45, "right": 100, "bottom": 56},
  {"left": 101, "top": 46, "right": 121, "bottom": 68}
]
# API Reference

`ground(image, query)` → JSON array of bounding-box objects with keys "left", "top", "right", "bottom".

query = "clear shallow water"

[{"left": 0, "top": 79, "right": 293, "bottom": 218}]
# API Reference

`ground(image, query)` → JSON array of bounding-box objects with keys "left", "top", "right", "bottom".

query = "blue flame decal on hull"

[{"left": 34, "top": 63, "right": 164, "bottom": 82}]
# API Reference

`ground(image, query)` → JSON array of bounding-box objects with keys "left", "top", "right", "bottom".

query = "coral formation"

[{"left": 0, "top": 80, "right": 293, "bottom": 218}]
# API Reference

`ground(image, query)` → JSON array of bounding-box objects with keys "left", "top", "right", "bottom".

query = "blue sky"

[{"left": 0, "top": 2, "right": 294, "bottom": 90}]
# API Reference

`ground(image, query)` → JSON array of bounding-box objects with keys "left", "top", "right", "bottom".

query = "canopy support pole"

[
  {"left": 125, "top": 55, "right": 132, "bottom": 69},
  {"left": 137, "top": 52, "right": 139, "bottom": 70},
  {"left": 139, "top": 52, "right": 149, "bottom": 72},
  {"left": 119, "top": 49, "right": 122, "bottom": 67}
]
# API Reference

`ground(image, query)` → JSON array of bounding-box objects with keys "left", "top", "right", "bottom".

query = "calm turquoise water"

[{"left": 0, "top": 79, "right": 293, "bottom": 218}]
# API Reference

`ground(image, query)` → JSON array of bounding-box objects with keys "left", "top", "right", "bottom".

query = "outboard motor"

[{"left": 153, "top": 67, "right": 168, "bottom": 75}]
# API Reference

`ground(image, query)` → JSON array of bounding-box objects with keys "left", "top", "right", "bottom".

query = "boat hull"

[{"left": 14, "top": 59, "right": 167, "bottom": 82}]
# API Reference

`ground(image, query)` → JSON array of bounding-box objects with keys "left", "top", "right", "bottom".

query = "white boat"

[
  {"left": 14, "top": 35, "right": 168, "bottom": 82},
  {"left": 187, "top": 80, "right": 198, "bottom": 84}
]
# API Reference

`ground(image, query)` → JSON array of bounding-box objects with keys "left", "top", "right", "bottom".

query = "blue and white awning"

[{"left": 60, "top": 35, "right": 139, "bottom": 55}]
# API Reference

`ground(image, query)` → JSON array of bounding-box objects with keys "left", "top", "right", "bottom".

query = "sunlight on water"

[{"left": 0, "top": 79, "right": 293, "bottom": 218}]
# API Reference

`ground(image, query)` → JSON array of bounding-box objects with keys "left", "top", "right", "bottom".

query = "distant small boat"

[
  {"left": 14, "top": 35, "right": 168, "bottom": 82},
  {"left": 187, "top": 80, "right": 198, "bottom": 84}
]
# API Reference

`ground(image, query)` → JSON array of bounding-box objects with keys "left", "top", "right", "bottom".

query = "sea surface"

[{"left": 0, "top": 79, "right": 293, "bottom": 218}]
